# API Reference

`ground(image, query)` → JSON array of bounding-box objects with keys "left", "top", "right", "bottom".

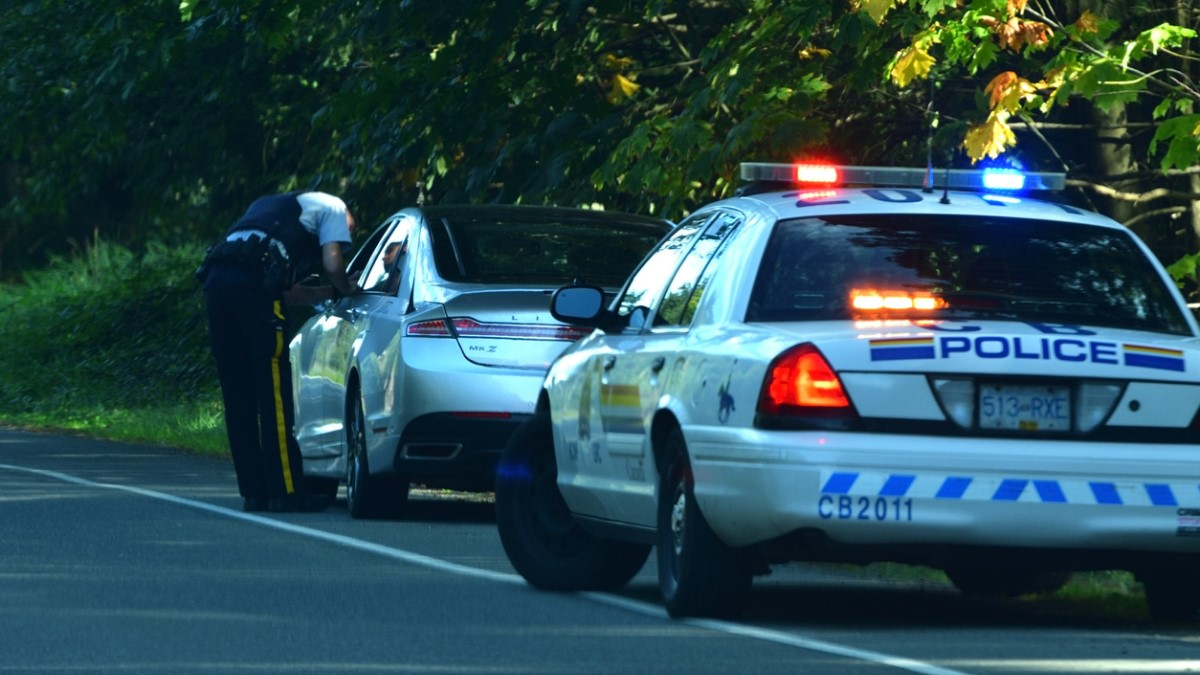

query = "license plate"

[{"left": 978, "top": 384, "right": 1071, "bottom": 432}]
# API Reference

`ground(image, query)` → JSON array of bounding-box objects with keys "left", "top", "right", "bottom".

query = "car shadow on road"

[{"left": 615, "top": 576, "right": 1173, "bottom": 632}]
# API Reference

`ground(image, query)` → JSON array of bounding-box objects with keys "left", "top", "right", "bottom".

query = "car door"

[
  {"left": 595, "top": 211, "right": 744, "bottom": 524},
  {"left": 293, "top": 218, "right": 392, "bottom": 459}
]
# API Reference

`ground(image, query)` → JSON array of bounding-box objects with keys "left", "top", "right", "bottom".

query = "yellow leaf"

[
  {"left": 603, "top": 53, "right": 635, "bottom": 71},
  {"left": 608, "top": 74, "right": 640, "bottom": 104},
  {"left": 855, "top": 0, "right": 897, "bottom": 24},
  {"left": 963, "top": 113, "right": 1017, "bottom": 161},
  {"left": 890, "top": 46, "right": 936, "bottom": 88},
  {"left": 1074, "top": 10, "right": 1100, "bottom": 35},
  {"left": 985, "top": 71, "right": 1039, "bottom": 113},
  {"left": 797, "top": 47, "right": 832, "bottom": 60}
]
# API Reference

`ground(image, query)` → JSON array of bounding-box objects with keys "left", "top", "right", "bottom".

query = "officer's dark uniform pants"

[{"left": 204, "top": 267, "right": 305, "bottom": 500}]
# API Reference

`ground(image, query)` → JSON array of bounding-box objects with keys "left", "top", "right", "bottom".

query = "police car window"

[
  {"left": 616, "top": 214, "right": 710, "bottom": 329},
  {"left": 361, "top": 216, "right": 413, "bottom": 294},
  {"left": 747, "top": 214, "right": 1192, "bottom": 336},
  {"left": 655, "top": 214, "right": 741, "bottom": 328}
]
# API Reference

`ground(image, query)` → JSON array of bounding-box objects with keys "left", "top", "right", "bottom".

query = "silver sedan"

[{"left": 290, "top": 204, "right": 671, "bottom": 518}]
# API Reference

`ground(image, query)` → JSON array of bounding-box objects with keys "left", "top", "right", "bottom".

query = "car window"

[
  {"left": 615, "top": 214, "right": 711, "bottom": 329},
  {"left": 426, "top": 213, "right": 667, "bottom": 287},
  {"left": 347, "top": 221, "right": 389, "bottom": 278},
  {"left": 746, "top": 214, "right": 1192, "bottom": 335},
  {"left": 654, "top": 213, "right": 742, "bottom": 328},
  {"left": 361, "top": 216, "right": 413, "bottom": 294}
]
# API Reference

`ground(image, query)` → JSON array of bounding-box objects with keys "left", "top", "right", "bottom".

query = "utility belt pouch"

[{"left": 193, "top": 237, "right": 272, "bottom": 284}]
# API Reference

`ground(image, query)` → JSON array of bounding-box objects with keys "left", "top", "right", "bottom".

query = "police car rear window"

[{"left": 746, "top": 215, "right": 1192, "bottom": 336}]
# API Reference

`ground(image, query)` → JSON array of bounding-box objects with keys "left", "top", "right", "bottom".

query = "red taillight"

[
  {"left": 758, "top": 344, "right": 851, "bottom": 416},
  {"left": 407, "top": 317, "right": 592, "bottom": 341}
]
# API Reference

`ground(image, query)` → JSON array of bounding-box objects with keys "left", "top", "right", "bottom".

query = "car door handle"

[
  {"left": 651, "top": 356, "right": 665, "bottom": 373},
  {"left": 603, "top": 356, "right": 617, "bottom": 371}
]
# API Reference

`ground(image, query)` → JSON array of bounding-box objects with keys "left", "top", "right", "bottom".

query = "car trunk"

[{"left": 436, "top": 288, "right": 594, "bottom": 369}]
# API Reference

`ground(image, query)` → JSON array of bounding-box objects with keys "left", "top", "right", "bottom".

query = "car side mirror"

[{"left": 551, "top": 285, "right": 606, "bottom": 325}]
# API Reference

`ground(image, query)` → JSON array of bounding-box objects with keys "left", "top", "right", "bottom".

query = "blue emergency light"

[{"left": 739, "top": 163, "right": 1066, "bottom": 192}]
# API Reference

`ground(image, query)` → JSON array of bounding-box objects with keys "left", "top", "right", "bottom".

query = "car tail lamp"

[
  {"left": 407, "top": 317, "right": 593, "bottom": 341},
  {"left": 756, "top": 344, "right": 856, "bottom": 426}
]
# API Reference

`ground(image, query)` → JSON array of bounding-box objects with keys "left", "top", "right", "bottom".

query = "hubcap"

[{"left": 670, "top": 488, "right": 686, "bottom": 558}]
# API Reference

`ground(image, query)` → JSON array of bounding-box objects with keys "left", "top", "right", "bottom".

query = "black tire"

[
  {"left": 495, "top": 410, "right": 650, "bottom": 591},
  {"left": 656, "top": 428, "right": 752, "bottom": 619},
  {"left": 345, "top": 394, "right": 409, "bottom": 520},
  {"left": 945, "top": 568, "right": 1071, "bottom": 598},
  {"left": 1143, "top": 570, "right": 1200, "bottom": 622}
]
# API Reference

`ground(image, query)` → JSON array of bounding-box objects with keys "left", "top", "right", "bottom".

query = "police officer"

[{"left": 199, "top": 191, "right": 360, "bottom": 512}]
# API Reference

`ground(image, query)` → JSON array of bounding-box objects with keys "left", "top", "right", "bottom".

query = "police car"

[{"left": 493, "top": 163, "right": 1200, "bottom": 621}]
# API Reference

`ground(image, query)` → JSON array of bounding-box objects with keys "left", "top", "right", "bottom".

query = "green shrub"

[{"left": 0, "top": 240, "right": 218, "bottom": 413}]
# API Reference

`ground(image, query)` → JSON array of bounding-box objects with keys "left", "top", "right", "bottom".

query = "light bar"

[
  {"left": 851, "top": 289, "right": 947, "bottom": 312},
  {"left": 740, "top": 163, "right": 1065, "bottom": 191}
]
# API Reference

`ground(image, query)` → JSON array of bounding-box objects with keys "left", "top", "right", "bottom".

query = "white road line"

[{"left": 1, "top": 462, "right": 971, "bottom": 675}]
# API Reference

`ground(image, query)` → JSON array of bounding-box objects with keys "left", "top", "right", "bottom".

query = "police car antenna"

[
  {"left": 923, "top": 77, "right": 952, "bottom": 204},
  {"left": 923, "top": 78, "right": 938, "bottom": 195}
]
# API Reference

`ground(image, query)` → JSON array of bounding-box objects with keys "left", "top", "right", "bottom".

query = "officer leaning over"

[{"left": 196, "top": 191, "right": 361, "bottom": 513}]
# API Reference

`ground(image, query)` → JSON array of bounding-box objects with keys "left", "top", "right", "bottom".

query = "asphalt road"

[{"left": 1, "top": 428, "right": 1197, "bottom": 674}]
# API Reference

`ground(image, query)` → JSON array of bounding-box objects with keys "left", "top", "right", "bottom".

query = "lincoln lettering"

[{"left": 939, "top": 336, "right": 1119, "bottom": 364}]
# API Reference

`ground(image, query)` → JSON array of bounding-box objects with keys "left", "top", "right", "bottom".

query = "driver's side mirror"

[{"left": 550, "top": 285, "right": 606, "bottom": 326}]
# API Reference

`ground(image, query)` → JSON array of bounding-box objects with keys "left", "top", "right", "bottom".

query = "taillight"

[
  {"left": 757, "top": 344, "right": 855, "bottom": 424},
  {"left": 406, "top": 317, "right": 592, "bottom": 341}
]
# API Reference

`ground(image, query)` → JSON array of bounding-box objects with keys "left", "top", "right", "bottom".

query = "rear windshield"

[
  {"left": 428, "top": 215, "right": 665, "bottom": 286},
  {"left": 747, "top": 214, "right": 1192, "bottom": 335}
]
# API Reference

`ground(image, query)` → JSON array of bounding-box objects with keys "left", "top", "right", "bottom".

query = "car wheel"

[
  {"left": 1142, "top": 570, "right": 1200, "bottom": 622},
  {"left": 345, "top": 394, "right": 410, "bottom": 520},
  {"left": 495, "top": 410, "right": 650, "bottom": 591},
  {"left": 656, "top": 428, "right": 752, "bottom": 619},
  {"left": 945, "top": 568, "right": 1071, "bottom": 597}
]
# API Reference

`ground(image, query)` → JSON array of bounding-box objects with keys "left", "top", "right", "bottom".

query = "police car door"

[{"left": 594, "top": 212, "right": 741, "bottom": 524}]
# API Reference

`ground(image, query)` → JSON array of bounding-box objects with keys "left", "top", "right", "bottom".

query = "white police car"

[{"left": 494, "top": 163, "right": 1200, "bottom": 621}]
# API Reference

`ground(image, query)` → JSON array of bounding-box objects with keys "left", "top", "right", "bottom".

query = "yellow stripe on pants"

[{"left": 271, "top": 300, "right": 295, "bottom": 494}]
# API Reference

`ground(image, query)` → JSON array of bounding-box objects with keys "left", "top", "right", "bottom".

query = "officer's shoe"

[
  {"left": 268, "top": 493, "right": 334, "bottom": 513},
  {"left": 242, "top": 497, "right": 270, "bottom": 512}
]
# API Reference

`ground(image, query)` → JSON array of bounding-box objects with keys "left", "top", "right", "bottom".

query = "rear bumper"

[
  {"left": 684, "top": 426, "right": 1200, "bottom": 567},
  {"left": 388, "top": 412, "right": 531, "bottom": 492}
]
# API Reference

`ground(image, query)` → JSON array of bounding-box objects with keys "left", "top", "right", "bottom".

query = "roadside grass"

[{"left": 1, "top": 398, "right": 229, "bottom": 457}]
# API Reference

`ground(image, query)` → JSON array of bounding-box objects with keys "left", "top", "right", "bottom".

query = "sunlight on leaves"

[
  {"left": 964, "top": 112, "right": 1016, "bottom": 161},
  {"left": 891, "top": 45, "right": 936, "bottom": 87},
  {"left": 608, "top": 74, "right": 640, "bottom": 104},
  {"left": 855, "top": 0, "right": 898, "bottom": 24}
]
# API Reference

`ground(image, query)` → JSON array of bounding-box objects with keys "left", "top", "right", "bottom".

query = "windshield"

[
  {"left": 429, "top": 214, "right": 666, "bottom": 287},
  {"left": 747, "top": 214, "right": 1192, "bottom": 335}
]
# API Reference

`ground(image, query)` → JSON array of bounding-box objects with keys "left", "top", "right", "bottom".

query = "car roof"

[
  {"left": 409, "top": 203, "right": 672, "bottom": 229},
  {"left": 712, "top": 188, "right": 1124, "bottom": 230}
]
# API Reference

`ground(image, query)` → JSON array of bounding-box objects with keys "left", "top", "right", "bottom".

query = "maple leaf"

[
  {"left": 855, "top": 0, "right": 896, "bottom": 24},
  {"left": 1007, "top": 0, "right": 1028, "bottom": 15},
  {"left": 890, "top": 45, "right": 936, "bottom": 88},
  {"left": 608, "top": 74, "right": 640, "bottom": 104},
  {"left": 1074, "top": 10, "right": 1100, "bottom": 36},
  {"left": 963, "top": 112, "right": 1017, "bottom": 161},
  {"left": 985, "top": 71, "right": 1039, "bottom": 113}
]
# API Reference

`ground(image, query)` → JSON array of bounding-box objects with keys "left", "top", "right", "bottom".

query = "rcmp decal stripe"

[
  {"left": 868, "top": 337, "right": 935, "bottom": 362},
  {"left": 819, "top": 471, "right": 1198, "bottom": 507},
  {"left": 1122, "top": 343, "right": 1186, "bottom": 372}
]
